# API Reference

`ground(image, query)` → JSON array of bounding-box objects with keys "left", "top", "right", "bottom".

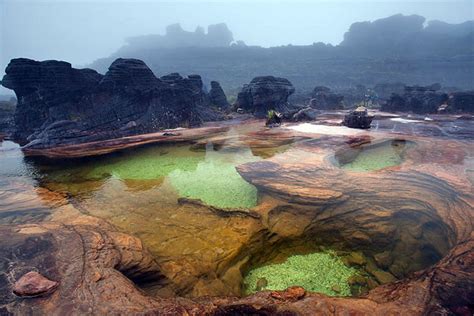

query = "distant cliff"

[{"left": 89, "top": 16, "right": 474, "bottom": 92}]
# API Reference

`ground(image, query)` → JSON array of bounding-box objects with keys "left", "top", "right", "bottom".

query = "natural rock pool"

[{"left": 0, "top": 116, "right": 472, "bottom": 308}]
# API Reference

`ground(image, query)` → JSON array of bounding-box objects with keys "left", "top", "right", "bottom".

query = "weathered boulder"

[
  {"left": 309, "top": 86, "right": 344, "bottom": 110},
  {"left": 12, "top": 271, "right": 59, "bottom": 297},
  {"left": 209, "top": 81, "right": 230, "bottom": 109},
  {"left": 235, "top": 76, "right": 295, "bottom": 118},
  {"left": 1, "top": 58, "right": 224, "bottom": 149},
  {"left": 382, "top": 85, "right": 449, "bottom": 113},
  {"left": 342, "top": 106, "right": 374, "bottom": 129}
]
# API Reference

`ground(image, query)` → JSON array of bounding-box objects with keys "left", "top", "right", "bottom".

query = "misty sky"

[{"left": 1, "top": 0, "right": 473, "bottom": 95}]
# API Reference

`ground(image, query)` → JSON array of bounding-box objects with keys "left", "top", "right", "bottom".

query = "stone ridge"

[{"left": 1, "top": 58, "right": 228, "bottom": 149}]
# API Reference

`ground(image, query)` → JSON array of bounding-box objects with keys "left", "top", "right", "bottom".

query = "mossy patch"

[{"left": 243, "top": 252, "right": 358, "bottom": 296}]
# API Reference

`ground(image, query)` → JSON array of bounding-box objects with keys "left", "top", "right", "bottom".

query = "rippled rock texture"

[
  {"left": 235, "top": 76, "right": 296, "bottom": 118},
  {"left": 1, "top": 58, "right": 227, "bottom": 149}
]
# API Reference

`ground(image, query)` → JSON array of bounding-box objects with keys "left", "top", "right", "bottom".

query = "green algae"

[
  {"left": 44, "top": 143, "right": 261, "bottom": 209},
  {"left": 243, "top": 252, "right": 359, "bottom": 296},
  {"left": 340, "top": 140, "right": 411, "bottom": 172},
  {"left": 168, "top": 149, "right": 260, "bottom": 209},
  {"left": 87, "top": 146, "right": 204, "bottom": 180}
]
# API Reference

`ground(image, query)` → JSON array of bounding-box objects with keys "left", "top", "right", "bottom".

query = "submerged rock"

[
  {"left": 235, "top": 76, "right": 296, "bottom": 118},
  {"left": 13, "top": 271, "right": 58, "bottom": 297},
  {"left": 1, "top": 58, "right": 224, "bottom": 149},
  {"left": 342, "top": 106, "right": 374, "bottom": 129}
]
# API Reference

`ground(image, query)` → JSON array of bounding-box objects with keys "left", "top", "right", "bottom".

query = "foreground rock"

[
  {"left": 12, "top": 272, "right": 58, "bottom": 297},
  {"left": 235, "top": 76, "right": 296, "bottom": 118},
  {"left": 1, "top": 58, "right": 227, "bottom": 149},
  {"left": 342, "top": 106, "right": 374, "bottom": 129}
]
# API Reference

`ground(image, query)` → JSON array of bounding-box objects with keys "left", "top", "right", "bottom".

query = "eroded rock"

[
  {"left": 1, "top": 58, "right": 224, "bottom": 149},
  {"left": 342, "top": 106, "right": 374, "bottom": 129},
  {"left": 13, "top": 271, "right": 58, "bottom": 297}
]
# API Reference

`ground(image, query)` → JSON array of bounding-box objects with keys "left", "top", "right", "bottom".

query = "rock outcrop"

[
  {"left": 342, "top": 106, "right": 374, "bottom": 129},
  {"left": 447, "top": 91, "right": 474, "bottom": 113},
  {"left": 208, "top": 81, "right": 230, "bottom": 109},
  {"left": 235, "top": 76, "right": 296, "bottom": 118},
  {"left": 309, "top": 86, "right": 344, "bottom": 110},
  {"left": 1, "top": 58, "right": 224, "bottom": 149},
  {"left": 382, "top": 85, "right": 449, "bottom": 114}
]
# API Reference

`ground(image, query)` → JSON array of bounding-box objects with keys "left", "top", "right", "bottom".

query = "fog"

[{"left": 1, "top": 0, "right": 473, "bottom": 95}]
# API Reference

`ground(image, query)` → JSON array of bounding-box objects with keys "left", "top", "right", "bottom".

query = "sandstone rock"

[
  {"left": 342, "top": 106, "right": 374, "bottom": 129},
  {"left": 235, "top": 76, "right": 296, "bottom": 118},
  {"left": 12, "top": 271, "right": 58, "bottom": 297},
  {"left": 1, "top": 58, "right": 224, "bottom": 149},
  {"left": 209, "top": 81, "right": 230, "bottom": 109},
  {"left": 310, "top": 86, "right": 344, "bottom": 110}
]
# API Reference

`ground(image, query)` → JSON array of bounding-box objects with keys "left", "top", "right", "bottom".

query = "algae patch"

[
  {"left": 168, "top": 149, "right": 259, "bottom": 209},
  {"left": 243, "top": 252, "right": 358, "bottom": 296}
]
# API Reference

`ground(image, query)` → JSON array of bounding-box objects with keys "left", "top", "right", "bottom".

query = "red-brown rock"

[{"left": 13, "top": 271, "right": 58, "bottom": 297}]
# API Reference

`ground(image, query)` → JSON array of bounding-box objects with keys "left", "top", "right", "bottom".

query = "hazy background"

[{"left": 1, "top": 0, "right": 473, "bottom": 94}]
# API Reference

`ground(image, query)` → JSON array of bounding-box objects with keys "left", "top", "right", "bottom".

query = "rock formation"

[
  {"left": 342, "top": 106, "right": 374, "bottom": 129},
  {"left": 382, "top": 85, "right": 449, "bottom": 113},
  {"left": 309, "top": 86, "right": 344, "bottom": 110},
  {"left": 235, "top": 76, "right": 296, "bottom": 118},
  {"left": 209, "top": 81, "right": 230, "bottom": 109},
  {"left": 447, "top": 91, "right": 474, "bottom": 113},
  {"left": 1, "top": 58, "right": 224, "bottom": 149},
  {"left": 0, "top": 99, "right": 15, "bottom": 137}
]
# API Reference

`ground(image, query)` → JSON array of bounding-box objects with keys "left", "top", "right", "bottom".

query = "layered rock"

[
  {"left": 208, "top": 81, "right": 230, "bottom": 109},
  {"left": 235, "top": 76, "right": 296, "bottom": 118},
  {"left": 382, "top": 85, "right": 449, "bottom": 113},
  {"left": 309, "top": 86, "right": 344, "bottom": 110},
  {"left": 342, "top": 106, "right": 374, "bottom": 129},
  {"left": 1, "top": 58, "right": 224, "bottom": 148}
]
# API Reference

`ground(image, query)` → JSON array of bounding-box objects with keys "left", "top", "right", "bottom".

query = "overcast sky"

[{"left": 1, "top": 0, "right": 473, "bottom": 94}]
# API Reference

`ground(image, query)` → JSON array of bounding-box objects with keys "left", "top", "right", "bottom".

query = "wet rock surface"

[
  {"left": 235, "top": 76, "right": 296, "bottom": 118},
  {"left": 1, "top": 58, "right": 224, "bottom": 149},
  {"left": 0, "top": 117, "right": 472, "bottom": 314}
]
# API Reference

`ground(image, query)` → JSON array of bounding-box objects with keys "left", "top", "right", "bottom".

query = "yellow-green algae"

[
  {"left": 341, "top": 140, "right": 411, "bottom": 172},
  {"left": 243, "top": 252, "right": 358, "bottom": 296},
  {"left": 168, "top": 148, "right": 260, "bottom": 209},
  {"left": 44, "top": 144, "right": 260, "bottom": 209}
]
